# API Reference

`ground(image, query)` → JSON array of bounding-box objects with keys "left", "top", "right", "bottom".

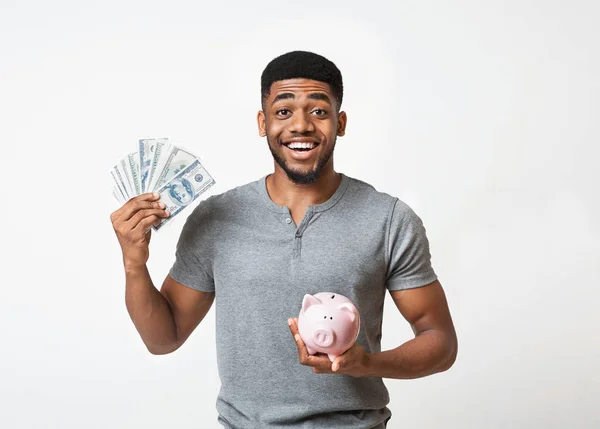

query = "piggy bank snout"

[{"left": 313, "top": 328, "right": 335, "bottom": 347}]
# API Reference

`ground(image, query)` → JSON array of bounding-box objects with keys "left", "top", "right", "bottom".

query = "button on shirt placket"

[
  {"left": 293, "top": 230, "right": 302, "bottom": 259},
  {"left": 286, "top": 209, "right": 312, "bottom": 260}
]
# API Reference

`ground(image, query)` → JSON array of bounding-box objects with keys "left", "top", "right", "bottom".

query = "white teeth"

[{"left": 287, "top": 142, "right": 316, "bottom": 150}]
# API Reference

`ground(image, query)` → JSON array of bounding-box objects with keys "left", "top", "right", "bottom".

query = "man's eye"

[
  {"left": 276, "top": 109, "right": 290, "bottom": 116},
  {"left": 312, "top": 109, "right": 327, "bottom": 116}
]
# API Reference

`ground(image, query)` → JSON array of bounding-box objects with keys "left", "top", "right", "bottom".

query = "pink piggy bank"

[{"left": 297, "top": 292, "right": 360, "bottom": 362}]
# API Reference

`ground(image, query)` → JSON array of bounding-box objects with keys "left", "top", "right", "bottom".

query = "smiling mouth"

[{"left": 282, "top": 141, "right": 320, "bottom": 152}]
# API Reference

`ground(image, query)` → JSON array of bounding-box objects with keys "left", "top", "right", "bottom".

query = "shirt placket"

[{"left": 284, "top": 208, "right": 314, "bottom": 259}]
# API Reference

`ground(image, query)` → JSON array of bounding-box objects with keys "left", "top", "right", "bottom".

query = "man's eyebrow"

[
  {"left": 271, "top": 92, "right": 332, "bottom": 105},
  {"left": 308, "top": 93, "right": 331, "bottom": 104},
  {"left": 272, "top": 93, "right": 295, "bottom": 105}
]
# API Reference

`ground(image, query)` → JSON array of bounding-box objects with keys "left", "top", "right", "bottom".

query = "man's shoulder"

[
  {"left": 187, "top": 176, "right": 263, "bottom": 220},
  {"left": 208, "top": 177, "right": 262, "bottom": 205},
  {"left": 344, "top": 174, "right": 400, "bottom": 210},
  {"left": 343, "top": 174, "right": 422, "bottom": 224}
]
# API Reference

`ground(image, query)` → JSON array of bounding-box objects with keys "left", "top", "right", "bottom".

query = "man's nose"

[{"left": 288, "top": 111, "right": 315, "bottom": 133}]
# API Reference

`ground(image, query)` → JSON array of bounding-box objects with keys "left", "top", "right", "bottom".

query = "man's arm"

[
  {"left": 364, "top": 280, "right": 457, "bottom": 378},
  {"left": 112, "top": 192, "right": 214, "bottom": 355},
  {"left": 288, "top": 280, "right": 457, "bottom": 378},
  {"left": 125, "top": 270, "right": 214, "bottom": 355}
]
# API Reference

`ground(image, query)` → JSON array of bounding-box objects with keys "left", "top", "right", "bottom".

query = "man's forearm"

[
  {"left": 364, "top": 330, "right": 457, "bottom": 379},
  {"left": 125, "top": 265, "right": 178, "bottom": 354}
]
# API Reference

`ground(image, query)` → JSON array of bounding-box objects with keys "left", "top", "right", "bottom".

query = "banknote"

[
  {"left": 147, "top": 140, "right": 172, "bottom": 192},
  {"left": 111, "top": 138, "right": 215, "bottom": 232},
  {"left": 126, "top": 152, "right": 141, "bottom": 195},
  {"left": 153, "top": 159, "right": 215, "bottom": 230},
  {"left": 112, "top": 164, "right": 131, "bottom": 200},
  {"left": 111, "top": 170, "right": 126, "bottom": 202},
  {"left": 112, "top": 178, "right": 127, "bottom": 205},
  {"left": 117, "top": 158, "right": 135, "bottom": 199},
  {"left": 139, "top": 137, "right": 169, "bottom": 193},
  {"left": 151, "top": 146, "right": 197, "bottom": 191}
]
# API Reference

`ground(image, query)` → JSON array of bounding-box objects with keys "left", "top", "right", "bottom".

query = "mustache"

[{"left": 278, "top": 133, "right": 319, "bottom": 142}]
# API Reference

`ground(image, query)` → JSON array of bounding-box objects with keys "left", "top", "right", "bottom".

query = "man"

[{"left": 111, "top": 51, "right": 458, "bottom": 428}]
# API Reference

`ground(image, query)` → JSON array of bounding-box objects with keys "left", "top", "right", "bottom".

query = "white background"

[{"left": 1, "top": 1, "right": 599, "bottom": 428}]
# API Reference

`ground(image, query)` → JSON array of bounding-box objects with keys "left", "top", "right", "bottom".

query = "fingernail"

[
  {"left": 165, "top": 210, "right": 170, "bottom": 216},
  {"left": 287, "top": 318, "right": 292, "bottom": 326},
  {"left": 159, "top": 202, "right": 166, "bottom": 209},
  {"left": 294, "top": 334, "right": 300, "bottom": 341},
  {"left": 153, "top": 192, "right": 160, "bottom": 198}
]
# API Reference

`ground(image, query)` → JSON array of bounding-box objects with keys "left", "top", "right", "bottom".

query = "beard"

[{"left": 267, "top": 135, "right": 336, "bottom": 185}]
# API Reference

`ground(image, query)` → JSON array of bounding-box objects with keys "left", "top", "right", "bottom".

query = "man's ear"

[
  {"left": 257, "top": 110, "right": 267, "bottom": 137},
  {"left": 337, "top": 111, "right": 347, "bottom": 137}
]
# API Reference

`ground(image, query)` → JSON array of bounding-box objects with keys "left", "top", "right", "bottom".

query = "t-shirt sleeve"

[
  {"left": 168, "top": 203, "right": 215, "bottom": 293},
  {"left": 385, "top": 198, "right": 438, "bottom": 291}
]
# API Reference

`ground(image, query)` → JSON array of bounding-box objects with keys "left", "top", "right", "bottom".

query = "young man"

[{"left": 111, "top": 51, "right": 458, "bottom": 429}]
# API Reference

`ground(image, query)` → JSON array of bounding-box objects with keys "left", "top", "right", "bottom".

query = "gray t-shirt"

[{"left": 169, "top": 173, "right": 437, "bottom": 429}]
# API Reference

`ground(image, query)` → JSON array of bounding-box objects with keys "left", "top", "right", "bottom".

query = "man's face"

[{"left": 258, "top": 78, "right": 347, "bottom": 184}]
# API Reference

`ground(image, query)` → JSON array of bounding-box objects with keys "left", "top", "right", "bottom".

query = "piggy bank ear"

[
  {"left": 302, "top": 294, "right": 322, "bottom": 313},
  {"left": 337, "top": 303, "right": 357, "bottom": 322}
]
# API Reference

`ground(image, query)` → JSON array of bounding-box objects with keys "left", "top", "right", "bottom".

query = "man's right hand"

[{"left": 110, "top": 192, "right": 171, "bottom": 270}]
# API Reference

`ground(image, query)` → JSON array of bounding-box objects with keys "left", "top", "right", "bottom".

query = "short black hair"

[{"left": 261, "top": 51, "right": 343, "bottom": 111}]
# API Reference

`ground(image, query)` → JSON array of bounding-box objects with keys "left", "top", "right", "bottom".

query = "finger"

[
  {"left": 120, "top": 199, "right": 166, "bottom": 223},
  {"left": 332, "top": 357, "right": 343, "bottom": 372},
  {"left": 293, "top": 333, "right": 308, "bottom": 358},
  {"left": 112, "top": 192, "right": 162, "bottom": 222},
  {"left": 287, "top": 318, "right": 299, "bottom": 336},
  {"left": 133, "top": 210, "right": 171, "bottom": 232},
  {"left": 288, "top": 320, "right": 333, "bottom": 371},
  {"left": 293, "top": 333, "right": 313, "bottom": 364},
  {"left": 125, "top": 208, "right": 170, "bottom": 230},
  {"left": 311, "top": 356, "right": 334, "bottom": 374},
  {"left": 293, "top": 334, "right": 332, "bottom": 370},
  {"left": 112, "top": 192, "right": 160, "bottom": 220},
  {"left": 132, "top": 215, "right": 162, "bottom": 236},
  {"left": 313, "top": 366, "right": 333, "bottom": 374},
  {"left": 333, "top": 344, "right": 362, "bottom": 373},
  {"left": 332, "top": 348, "right": 353, "bottom": 372}
]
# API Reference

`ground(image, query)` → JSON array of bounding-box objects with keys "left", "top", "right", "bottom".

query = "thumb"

[{"left": 332, "top": 357, "right": 344, "bottom": 372}]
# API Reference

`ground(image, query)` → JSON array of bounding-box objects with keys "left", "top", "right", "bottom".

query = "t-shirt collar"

[{"left": 257, "top": 173, "right": 350, "bottom": 213}]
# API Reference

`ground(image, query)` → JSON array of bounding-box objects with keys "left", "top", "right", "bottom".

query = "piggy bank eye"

[
  {"left": 330, "top": 317, "right": 333, "bottom": 320},
  {"left": 323, "top": 316, "right": 326, "bottom": 319},
  {"left": 331, "top": 294, "right": 335, "bottom": 299}
]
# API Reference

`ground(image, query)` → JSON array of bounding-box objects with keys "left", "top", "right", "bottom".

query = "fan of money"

[{"left": 110, "top": 137, "right": 215, "bottom": 230}]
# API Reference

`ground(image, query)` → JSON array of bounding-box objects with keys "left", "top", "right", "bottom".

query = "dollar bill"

[
  {"left": 147, "top": 140, "right": 172, "bottom": 192},
  {"left": 151, "top": 146, "right": 196, "bottom": 191},
  {"left": 112, "top": 178, "right": 127, "bottom": 205},
  {"left": 154, "top": 159, "right": 215, "bottom": 230},
  {"left": 113, "top": 184, "right": 127, "bottom": 205},
  {"left": 117, "top": 158, "right": 135, "bottom": 198},
  {"left": 139, "top": 137, "right": 169, "bottom": 193},
  {"left": 112, "top": 138, "right": 216, "bottom": 228},
  {"left": 111, "top": 165, "right": 131, "bottom": 200},
  {"left": 110, "top": 170, "right": 126, "bottom": 202},
  {"left": 126, "top": 152, "right": 141, "bottom": 195}
]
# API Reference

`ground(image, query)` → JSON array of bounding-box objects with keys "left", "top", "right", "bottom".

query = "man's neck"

[{"left": 265, "top": 168, "right": 342, "bottom": 209}]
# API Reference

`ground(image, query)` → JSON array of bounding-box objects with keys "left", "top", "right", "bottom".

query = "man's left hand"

[{"left": 288, "top": 317, "right": 370, "bottom": 377}]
